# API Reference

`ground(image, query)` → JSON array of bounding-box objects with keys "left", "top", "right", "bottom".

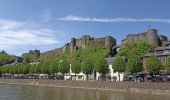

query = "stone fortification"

[
  {"left": 122, "top": 29, "right": 168, "bottom": 46},
  {"left": 40, "top": 35, "right": 116, "bottom": 59},
  {"left": 62, "top": 35, "right": 116, "bottom": 53},
  {"left": 22, "top": 50, "right": 41, "bottom": 58}
]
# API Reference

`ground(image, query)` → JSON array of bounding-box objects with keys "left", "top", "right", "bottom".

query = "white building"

[{"left": 67, "top": 57, "right": 124, "bottom": 81}]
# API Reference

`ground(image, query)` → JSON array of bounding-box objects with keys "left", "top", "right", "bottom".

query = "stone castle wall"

[
  {"left": 122, "top": 29, "right": 168, "bottom": 46},
  {"left": 62, "top": 35, "right": 116, "bottom": 53}
]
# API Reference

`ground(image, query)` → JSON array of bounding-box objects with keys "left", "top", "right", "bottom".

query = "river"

[{"left": 0, "top": 84, "right": 170, "bottom": 100}]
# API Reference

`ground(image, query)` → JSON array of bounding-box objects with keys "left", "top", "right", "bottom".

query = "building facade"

[{"left": 143, "top": 45, "right": 170, "bottom": 73}]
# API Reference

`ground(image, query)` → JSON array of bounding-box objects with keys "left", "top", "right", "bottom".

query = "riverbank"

[{"left": 0, "top": 79, "right": 170, "bottom": 95}]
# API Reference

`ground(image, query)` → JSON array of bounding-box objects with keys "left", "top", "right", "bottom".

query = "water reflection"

[{"left": 0, "top": 84, "right": 170, "bottom": 100}]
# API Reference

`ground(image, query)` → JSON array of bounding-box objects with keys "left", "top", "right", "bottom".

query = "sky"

[{"left": 0, "top": 0, "right": 170, "bottom": 56}]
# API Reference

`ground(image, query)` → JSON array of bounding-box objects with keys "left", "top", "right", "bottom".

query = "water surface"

[{"left": 0, "top": 84, "right": 170, "bottom": 100}]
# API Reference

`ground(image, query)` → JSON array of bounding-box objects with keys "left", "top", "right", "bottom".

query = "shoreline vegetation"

[{"left": 0, "top": 79, "right": 170, "bottom": 95}]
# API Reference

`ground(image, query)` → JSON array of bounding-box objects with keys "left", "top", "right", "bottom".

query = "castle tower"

[
  {"left": 63, "top": 44, "right": 69, "bottom": 53},
  {"left": 146, "top": 29, "right": 159, "bottom": 45},
  {"left": 81, "top": 35, "right": 91, "bottom": 49},
  {"left": 70, "top": 38, "right": 76, "bottom": 52},
  {"left": 105, "top": 36, "right": 116, "bottom": 48}
]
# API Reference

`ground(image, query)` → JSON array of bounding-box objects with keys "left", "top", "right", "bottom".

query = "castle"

[
  {"left": 23, "top": 29, "right": 170, "bottom": 60},
  {"left": 62, "top": 35, "right": 116, "bottom": 53},
  {"left": 122, "top": 29, "right": 168, "bottom": 46}
]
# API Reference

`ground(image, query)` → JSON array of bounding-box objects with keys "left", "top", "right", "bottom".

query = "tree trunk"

[
  {"left": 118, "top": 73, "right": 120, "bottom": 82},
  {"left": 75, "top": 73, "right": 76, "bottom": 80},
  {"left": 63, "top": 73, "right": 65, "bottom": 80},
  {"left": 94, "top": 70, "right": 96, "bottom": 80},
  {"left": 86, "top": 74, "right": 89, "bottom": 81}
]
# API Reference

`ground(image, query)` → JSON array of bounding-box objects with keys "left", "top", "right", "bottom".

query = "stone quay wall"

[{"left": 1, "top": 79, "right": 170, "bottom": 95}]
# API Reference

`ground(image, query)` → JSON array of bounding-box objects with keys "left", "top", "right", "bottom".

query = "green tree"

[
  {"left": 95, "top": 58, "right": 109, "bottom": 80},
  {"left": 0, "top": 66, "right": 2, "bottom": 75},
  {"left": 35, "top": 62, "right": 42, "bottom": 74},
  {"left": 23, "top": 64, "right": 31, "bottom": 74},
  {"left": 146, "top": 55, "right": 161, "bottom": 75},
  {"left": 18, "top": 64, "right": 24, "bottom": 74},
  {"left": 2, "top": 66, "right": 9, "bottom": 74},
  {"left": 0, "top": 52, "right": 16, "bottom": 64},
  {"left": 23, "top": 55, "right": 32, "bottom": 64},
  {"left": 29, "top": 65, "right": 35, "bottom": 74},
  {"left": 117, "top": 41, "right": 156, "bottom": 59},
  {"left": 127, "top": 55, "right": 143, "bottom": 74},
  {"left": 13, "top": 65, "right": 19, "bottom": 74},
  {"left": 49, "top": 60, "right": 59, "bottom": 74},
  {"left": 71, "top": 60, "right": 81, "bottom": 79},
  {"left": 41, "top": 60, "right": 50, "bottom": 74},
  {"left": 59, "top": 60, "right": 70, "bottom": 79},
  {"left": 165, "top": 56, "right": 170, "bottom": 72},
  {"left": 82, "top": 59, "right": 94, "bottom": 80},
  {"left": 112, "top": 56, "right": 126, "bottom": 81}
]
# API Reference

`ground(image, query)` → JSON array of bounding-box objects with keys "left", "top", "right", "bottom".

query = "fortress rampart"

[
  {"left": 62, "top": 35, "right": 116, "bottom": 53},
  {"left": 122, "top": 29, "right": 168, "bottom": 46}
]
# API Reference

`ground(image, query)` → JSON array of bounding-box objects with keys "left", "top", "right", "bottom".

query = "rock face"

[
  {"left": 122, "top": 29, "right": 168, "bottom": 46},
  {"left": 40, "top": 35, "right": 117, "bottom": 59}
]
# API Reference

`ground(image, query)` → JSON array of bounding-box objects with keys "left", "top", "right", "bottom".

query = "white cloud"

[
  {"left": 57, "top": 15, "right": 170, "bottom": 24},
  {"left": 0, "top": 19, "right": 60, "bottom": 50}
]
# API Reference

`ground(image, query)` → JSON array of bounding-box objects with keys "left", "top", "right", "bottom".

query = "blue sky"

[{"left": 0, "top": 0, "right": 170, "bottom": 56}]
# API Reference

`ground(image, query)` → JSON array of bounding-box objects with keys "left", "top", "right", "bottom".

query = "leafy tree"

[
  {"left": 23, "top": 55, "right": 32, "bottom": 64},
  {"left": 146, "top": 55, "right": 161, "bottom": 75},
  {"left": 112, "top": 56, "right": 126, "bottom": 81},
  {"left": 0, "top": 51, "right": 16, "bottom": 64},
  {"left": 71, "top": 60, "right": 81, "bottom": 79},
  {"left": 18, "top": 64, "right": 24, "bottom": 74},
  {"left": 23, "top": 64, "right": 31, "bottom": 74},
  {"left": 29, "top": 65, "right": 35, "bottom": 74},
  {"left": 95, "top": 58, "right": 109, "bottom": 80},
  {"left": 165, "top": 56, "right": 170, "bottom": 72},
  {"left": 2, "top": 66, "right": 8, "bottom": 74},
  {"left": 82, "top": 59, "right": 94, "bottom": 80},
  {"left": 59, "top": 59, "right": 70, "bottom": 79},
  {"left": 49, "top": 60, "right": 59, "bottom": 74},
  {"left": 0, "top": 66, "right": 2, "bottom": 74},
  {"left": 117, "top": 41, "right": 156, "bottom": 59},
  {"left": 127, "top": 55, "right": 143, "bottom": 74},
  {"left": 35, "top": 62, "right": 43, "bottom": 74},
  {"left": 41, "top": 60, "right": 51, "bottom": 74}
]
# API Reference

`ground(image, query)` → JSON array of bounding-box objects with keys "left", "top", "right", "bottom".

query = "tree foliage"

[
  {"left": 29, "top": 65, "right": 35, "bottom": 74},
  {"left": 41, "top": 60, "right": 51, "bottom": 74},
  {"left": 0, "top": 52, "right": 16, "bottom": 64},
  {"left": 95, "top": 58, "right": 109, "bottom": 75},
  {"left": 23, "top": 55, "right": 32, "bottom": 64},
  {"left": 23, "top": 64, "right": 31, "bottom": 74},
  {"left": 112, "top": 56, "right": 126, "bottom": 73},
  {"left": 71, "top": 60, "right": 81, "bottom": 75},
  {"left": 82, "top": 59, "right": 94, "bottom": 80},
  {"left": 49, "top": 60, "right": 59, "bottom": 74},
  {"left": 165, "top": 56, "right": 170, "bottom": 72},
  {"left": 117, "top": 41, "right": 156, "bottom": 59},
  {"left": 146, "top": 55, "right": 161, "bottom": 74},
  {"left": 127, "top": 55, "right": 143, "bottom": 73},
  {"left": 58, "top": 59, "right": 70, "bottom": 75}
]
